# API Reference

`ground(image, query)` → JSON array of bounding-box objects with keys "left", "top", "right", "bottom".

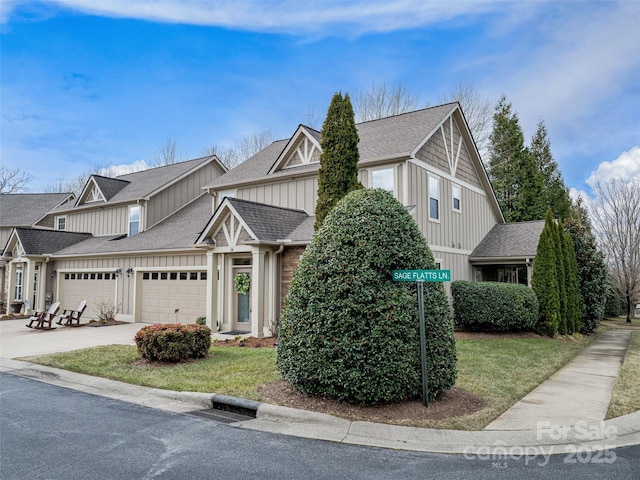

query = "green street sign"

[{"left": 392, "top": 269, "right": 451, "bottom": 282}]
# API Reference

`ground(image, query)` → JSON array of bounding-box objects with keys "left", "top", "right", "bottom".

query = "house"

[
  {"left": 3, "top": 102, "right": 538, "bottom": 337},
  {"left": 2, "top": 156, "right": 226, "bottom": 320},
  {"left": 0, "top": 193, "right": 75, "bottom": 311}
]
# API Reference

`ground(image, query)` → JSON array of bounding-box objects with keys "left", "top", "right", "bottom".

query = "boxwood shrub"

[
  {"left": 134, "top": 323, "right": 211, "bottom": 362},
  {"left": 276, "top": 188, "right": 457, "bottom": 405},
  {"left": 451, "top": 280, "right": 539, "bottom": 332}
]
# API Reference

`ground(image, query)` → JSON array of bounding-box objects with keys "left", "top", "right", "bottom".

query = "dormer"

[
  {"left": 76, "top": 175, "right": 130, "bottom": 206},
  {"left": 268, "top": 125, "right": 322, "bottom": 174}
]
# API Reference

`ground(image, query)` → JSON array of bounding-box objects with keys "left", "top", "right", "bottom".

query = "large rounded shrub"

[
  {"left": 451, "top": 280, "right": 539, "bottom": 332},
  {"left": 276, "top": 188, "right": 457, "bottom": 404}
]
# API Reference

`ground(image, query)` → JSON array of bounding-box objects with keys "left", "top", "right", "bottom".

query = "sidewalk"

[{"left": 1, "top": 319, "right": 639, "bottom": 454}]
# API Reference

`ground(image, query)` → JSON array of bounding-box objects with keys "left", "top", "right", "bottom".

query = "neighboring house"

[
  {"left": 0, "top": 193, "right": 75, "bottom": 311},
  {"left": 2, "top": 102, "right": 542, "bottom": 337},
  {"left": 2, "top": 156, "right": 226, "bottom": 320}
]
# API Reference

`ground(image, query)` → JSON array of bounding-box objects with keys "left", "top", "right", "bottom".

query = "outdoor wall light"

[
  {"left": 114, "top": 268, "right": 122, "bottom": 276},
  {"left": 50, "top": 270, "right": 57, "bottom": 278},
  {"left": 126, "top": 268, "right": 134, "bottom": 277}
]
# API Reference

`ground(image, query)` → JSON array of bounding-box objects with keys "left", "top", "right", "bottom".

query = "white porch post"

[
  {"left": 251, "top": 248, "right": 266, "bottom": 338},
  {"left": 206, "top": 251, "right": 219, "bottom": 331}
]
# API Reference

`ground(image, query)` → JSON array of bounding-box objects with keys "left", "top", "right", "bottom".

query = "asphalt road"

[{"left": 1, "top": 373, "right": 638, "bottom": 480}]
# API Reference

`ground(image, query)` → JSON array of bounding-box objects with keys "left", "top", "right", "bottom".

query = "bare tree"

[
  {"left": 45, "top": 164, "right": 128, "bottom": 196},
  {"left": 590, "top": 178, "right": 640, "bottom": 322},
  {"left": 203, "top": 130, "right": 275, "bottom": 170},
  {"left": 0, "top": 166, "right": 32, "bottom": 193},
  {"left": 353, "top": 81, "right": 423, "bottom": 122},
  {"left": 439, "top": 81, "right": 494, "bottom": 162},
  {"left": 150, "top": 137, "right": 183, "bottom": 167}
]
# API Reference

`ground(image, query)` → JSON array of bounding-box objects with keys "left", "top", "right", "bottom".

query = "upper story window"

[
  {"left": 371, "top": 167, "right": 395, "bottom": 197},
  {"left": 429, "top": 175, "right": 440, "bottom": 222},
  {"left": 129, "top": 205, "right": 141, "bottom": 236},
  {"left": 452, "top": 184, "right": 461, "bottom": 213},
  {"left": 56, "top": 216, "right": 67, "bottom": 231}
]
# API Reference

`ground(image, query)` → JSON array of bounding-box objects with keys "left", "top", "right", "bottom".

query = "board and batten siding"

[
  {"left": 146, "top": 163, "right": 223, "bottom": 228},
  {"left": 52, "top": 252, "right": 206, "bottom": 321},
  {"left": 237, "top": 177, "right": 319, "bottom": 214},
  {"left": 408, "top": 163, "right": 496, "bottom": 252},
  {"left": 65, "top": 205, "right": 129, "bottom": 236}
]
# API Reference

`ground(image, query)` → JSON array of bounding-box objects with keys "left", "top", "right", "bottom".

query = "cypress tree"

[
  {"left": 555, "top": 218, "right": 568, "bottom": 334},
  {"left": 314, "top": 92, "right": 362, "bottom": 230},
  {"left": 532, "top": 210, "right": 560, "bottom": 336}
]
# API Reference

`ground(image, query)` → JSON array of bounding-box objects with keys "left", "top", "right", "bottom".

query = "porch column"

[
  {"left": 23, "top": 259, "right": 33, "bottom": 314},
  {"left": 205, "top": 251, "right": 219, "bottom": 331},
  {"left": 251, "top": 248, "right": 266, "bottom": 338}
]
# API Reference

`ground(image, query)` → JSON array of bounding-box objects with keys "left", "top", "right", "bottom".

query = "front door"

[{"left": 233, "top": 268, "right": 251, "bottom": 332}]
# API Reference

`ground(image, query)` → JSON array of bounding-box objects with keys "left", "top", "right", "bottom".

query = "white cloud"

[
  {"left": 502, "top": 3, "right": 640, "bottom": 132},
  {"left": 100, "top": 160, "right": 149, "bottom": 177},
  {"left": 3, "top": 0, "right": 502, "bottom": 33},
  {"left": 586, "top": 146, "right": 640, "bottom": 188}
]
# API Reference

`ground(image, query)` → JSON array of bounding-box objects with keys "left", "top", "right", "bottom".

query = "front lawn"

[{"left": 24, "top": 333, "right": 594, "bottom": 430}]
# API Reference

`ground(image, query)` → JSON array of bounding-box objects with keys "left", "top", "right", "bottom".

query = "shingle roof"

[
  {"left": 227, "top": 198, "right": 310, "bottom": 242},
  {"left": 54, "top": 156, "right": 220, "bottom": 213},
  {"left": 54, "top": 194, "right": 213, "bottom": 255},
  {"left": 13, "top": 228, "right": 92, "bottom": 255},
  {"left": 469, "top": 221, "right": 545, "bottom": 260},
  {"left": 0, "top": 193, "right": 74, "bottom": 227},
  {"left": 92, "top": 176, "right": 130, "bottom": 201},
  {"left": 206, "top": 103, "right": 458, "bottom": 189}
]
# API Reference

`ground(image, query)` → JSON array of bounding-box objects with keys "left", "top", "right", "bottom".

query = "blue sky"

[{"left": 1, "top": 0, "right": 639, "bottom": 199}]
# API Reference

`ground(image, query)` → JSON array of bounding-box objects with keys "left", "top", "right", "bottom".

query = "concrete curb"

[{"left": 2, "top": 357, "right": 639, "bottom": 454}]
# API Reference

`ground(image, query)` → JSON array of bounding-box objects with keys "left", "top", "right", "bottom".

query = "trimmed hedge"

[
  {"left": 134, "top": 323, "right": 211, "bottom": 362},
  {"left": 451, "top": 280, "right": 539, "bottom": 332},
  {"left": 277, "top": 188, "right": 457, "bottom": 405}
]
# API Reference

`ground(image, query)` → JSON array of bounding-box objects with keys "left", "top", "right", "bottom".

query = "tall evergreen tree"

[
  {"left": 314, "top": 92, "right": 362, "bottom": 230},
  {"left": 530, "top": 121, "right": 572, "bottom": 220},
  {"left": 555, "top": 220, "right": 568, "bottom": 334},
  {"left": 564, "top": 230, "right": 582, "bottom": 333},
  {"left": 564, "top": 198, "right": 608, "bottom": 333},
  {"left": 532, "top": 210, "right": 560, "bottom": 336},
  {"left": 488, "top": 95, "right": 544, "bottom": 222}
]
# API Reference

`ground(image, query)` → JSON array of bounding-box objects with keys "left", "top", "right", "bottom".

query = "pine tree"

[
  {"left": 488, "top": 95, "right": 544, "bottom": 222},
  {"left": 532, "top": 210, "right": 560, "bottom": 336},
  {"left": 530, "top": 121, "right": 572, "bottom": 221},
  {"left": 314, "top": 92, "right": 362, "bottom": 230}
]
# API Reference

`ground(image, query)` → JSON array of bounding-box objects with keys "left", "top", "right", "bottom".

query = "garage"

[
  {"left": 139, "top": 270, "right": 207, "bottom": 323},
  {"left": 59, "top": 271, "right": 117, "bottom": 320}
]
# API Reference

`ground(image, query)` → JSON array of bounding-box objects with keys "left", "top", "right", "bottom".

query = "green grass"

[
  {"left": 606, "top": 331, "right": 640, "bottom": 419},
  {"left": 443, "top": 335, "right": 591, "bottom": 430},
  {"left": 24, "top": 345, "right": 279, "bottom": 400},
  {"left": 24, "top": 334, "right": 594, "bottom": 430}
]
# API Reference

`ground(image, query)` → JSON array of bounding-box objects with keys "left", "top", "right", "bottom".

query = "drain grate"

[{"left": 186, "top": 408, "right": 254, "bottom": 424}]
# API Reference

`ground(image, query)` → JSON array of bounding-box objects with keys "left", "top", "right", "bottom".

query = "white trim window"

[
  {"left": 452, "top": 184, "right": 461, "bottom": 213},
  {"left": 128, "top": 205, "right": 141, "bottom": 237},
  {"left": 56, "top": 215, "right": 67, "bottom": 231},
  {"left": 217, "top": 189, "right": 236, "bottom": 208},
  {"left": 371, "top": 167, "right": 395, "bottom": 197},
  {"left": 429, "top": 175, "right": 440, "bottom": 222}
]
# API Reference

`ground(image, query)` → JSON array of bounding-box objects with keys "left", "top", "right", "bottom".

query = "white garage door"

[
  {"left": 60, "top": 272, "right": 117, "bottom": 320},
  {"left": 139, "top": 271, "right": 207, "bottom": 324}
]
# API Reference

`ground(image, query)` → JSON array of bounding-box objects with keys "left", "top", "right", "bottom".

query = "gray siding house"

[{"left": 2, "top": 102, "right": 538, "bottom": 337}]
